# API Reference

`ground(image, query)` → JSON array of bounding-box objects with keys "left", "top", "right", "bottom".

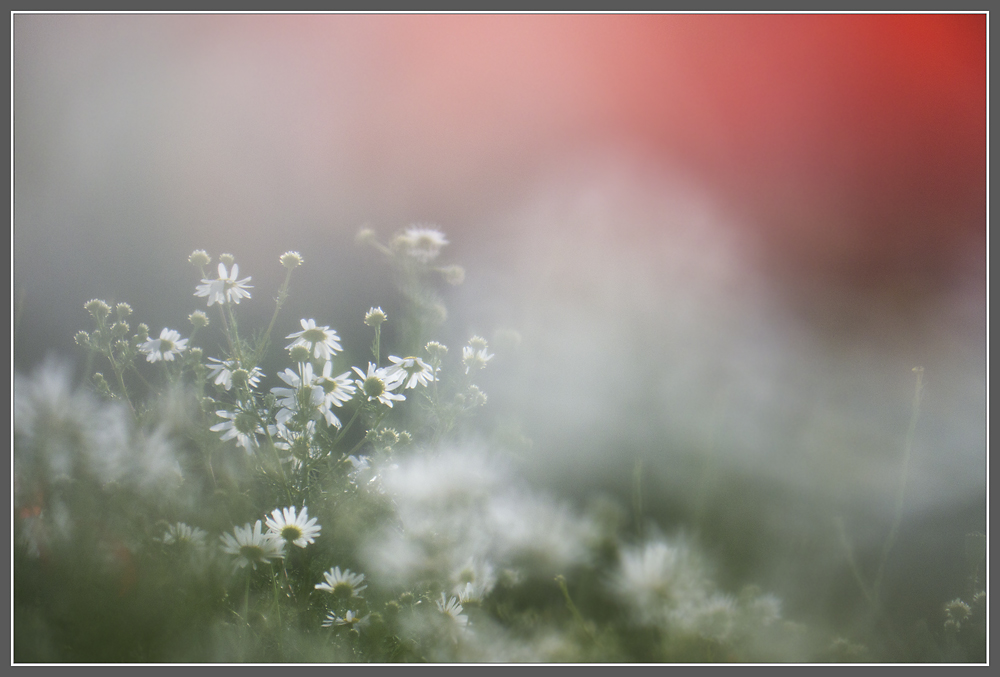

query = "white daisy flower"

[
  {"left": 352, "top": 363, "right": 406, "bottom": 408},
  {"left": 219, "top": 520, "right": 285, "bottom": 570},
  {"left": 399, "top": 226, "right": 449, "bottom": 263},
  {"left": 385, "top": 355, "right": 436, "bottom": 389},
  {"left": 194, "top": 262, "right": 253, "bottom": 307},
  {"left": 265, "top": 505, "right": 321, "bottom": 548},
  {"left": 437, "top": 593, "right": 469, "bottom": 626},
  {"left": 285, "top": 319, "right": 343, "bottom": 361},
  {"left": 322, "top": 609, "right": 369, "bottom": 628},
  {"left": 315, "top": 361, "right": 357, "bottom": 427},
  {"left": 271, "top": 363, "right": 324, "bottom": 426},
  {"left": 210, "top": 408, "right": 264, "bottom": 455},
  {"left": 206, "top": 357, "right": 262, "bottom": 391},
  {"left": 140, "top": 328, "right": 188, "bottom": 363},
  {"left": 315, "top": 566, "right": 367, "bottom": 598}
]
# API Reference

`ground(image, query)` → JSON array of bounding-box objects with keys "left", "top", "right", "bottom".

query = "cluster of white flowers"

[
  {"left": 218, "top": 505, "right": 322, "bottom": 572},
  {"left": 14, "top": 231, "right": 826, "bottom": 663}
]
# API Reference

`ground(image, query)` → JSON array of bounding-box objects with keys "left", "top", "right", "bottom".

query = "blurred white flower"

[
  {"left": 611, "top": 537, "right": 715, "bottom": 629},
  {"left": 140, "top": 328, "right": 188, "bottom": 363},
  {"left": 363, "top": 447, "right": 597, "bottom": 586},
  {"left": 268, "top": 420, "right": 317, "bottom": 469},
  {"left": 14, "top": 360, "right": 132, "bottom": 488},
  {"left": 160, "top": 522, "right": 208, "bottom": 549},
  {"left": 399, "top": 226, "right": 448, "bottom": 263},
  {"left": 265, "top": 505, "right": 321, "bottom": 548},
  {"left": 315, "top": 566, "right": 367, "bottom": 599},
  {"left": 462, "top": 346, "right": 494, "bottom": 374},
  {"left": 219, "top": 520, "right": 284, "bottom": 571},
  {"left": 451, "top": 557, "right": 497, "bottom": 603},
  {"left": 285, "top": 319, "right": 343, "bottom": 361},
  {"left": 194, "top": 262, "right": 252, "bottom": 306},
  {"left": 437, "top": 593, "right": 469, "bottom": 627}
]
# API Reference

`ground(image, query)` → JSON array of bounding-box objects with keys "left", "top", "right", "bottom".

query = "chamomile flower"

[
  {"left": 385, "top": 355, "right": 436, "bottom": 389},
  {"left": 140, "top": 328, "right": 189, "bottom": 363},
  {"left": 399, "top": 226, "right": 448, "bottom": 263},
  {"left": 219, "top": 520, "right": 284, "bottom": 571},
  {"left": 437, "top": 593, "right": 469, "bottom": 627},
  {"left": 206, "top": 357, "right": 262, "bottom": 391},
  {"left": 315, "top": 360, "right": 357, "bottom": 425},
  {"left": 353, "top": 363, "right": 405, "bottom": 407},
  {"left": 271, "top": 363, "right": 324, "bottom": 426},
  {"left": 210, "top": 407, "right": 264, "bottom": 455},
  {"left": 315, "top": 566, "right": 368, "bottom": 599},
  {"left": 194, "top": 262, "right": 253, "bottom": 307},
  {"left": 322, "top": 610, "right": 369, "bottom": 628},
  {"left": 285, "top": 319, "right": 343, "bottom": 361},
  {"left": 265, "top": 506, "right": 321, "bottom": 549}
]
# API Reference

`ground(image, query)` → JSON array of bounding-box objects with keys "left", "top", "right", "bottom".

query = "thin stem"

[
  {"left": 259, "top": 268, "right": 295, "bottom": 363},
  {"left": 632, "top": 458, "right": 644, "bottom": 540},
  {"left": 873, "top": 367, "right": 924, "bottom": 602}
]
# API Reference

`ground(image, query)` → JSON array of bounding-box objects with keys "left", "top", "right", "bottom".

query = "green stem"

[
  {"left": 555, "top": 575, "right": 594, "bottom": 641},
  {"left": 259, "top": 268, "right": 295, "bottom": 364},
  {"left": 873, "top": 367, "right": 924, "bottom": 602},
  {"left": 632, "top": 458, "right": 644, "bottom": 540}
]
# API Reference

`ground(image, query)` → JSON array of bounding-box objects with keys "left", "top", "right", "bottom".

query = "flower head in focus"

[
  {"left": 285, "top": 319, "right": 343, "bottom": 361},
  {"left": 271, "top": 363, "right": 324, "bottom": 426},
  {"left": 206, "top": 357, "right": 262, "bottom": 391},
  {"left": 265, "top": 506, "right": 321, "bottom": 548},
  {"left": 315, "top": 566, "right": 368, "bottom": 599},
  {"left": 140, "top": 328, "right": 189, "bottom": 363},
  {"left": 353, "top": 363, "right": 405, "bottom": 407},
  {"left": 385, "top": 355, "right": 436, "bottom": 389},
  {"left": 195, "top": 262, "right": 252, "bottom": 307},
  {"left": 210, "top": 407, "right": 264, "bottom": 455}
]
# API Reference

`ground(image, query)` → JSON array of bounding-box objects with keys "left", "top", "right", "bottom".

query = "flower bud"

[
  {"left": 85, "top": 299, "right": 111, "bottom": 320},
  {"left": 364, "top": 307, "right": 387, "bottom": 327},
  {"left": 189, "top": 310, "right": 209, "bottom": 328},
  {"left": 188, "top": 250, "right": 211, "bottom": 267},
  {"left": 288, "top": 344, "right": 311, "bottom": 363},
  {"left": 280, "top": 251, "right": 303, "bottom": 269}
]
